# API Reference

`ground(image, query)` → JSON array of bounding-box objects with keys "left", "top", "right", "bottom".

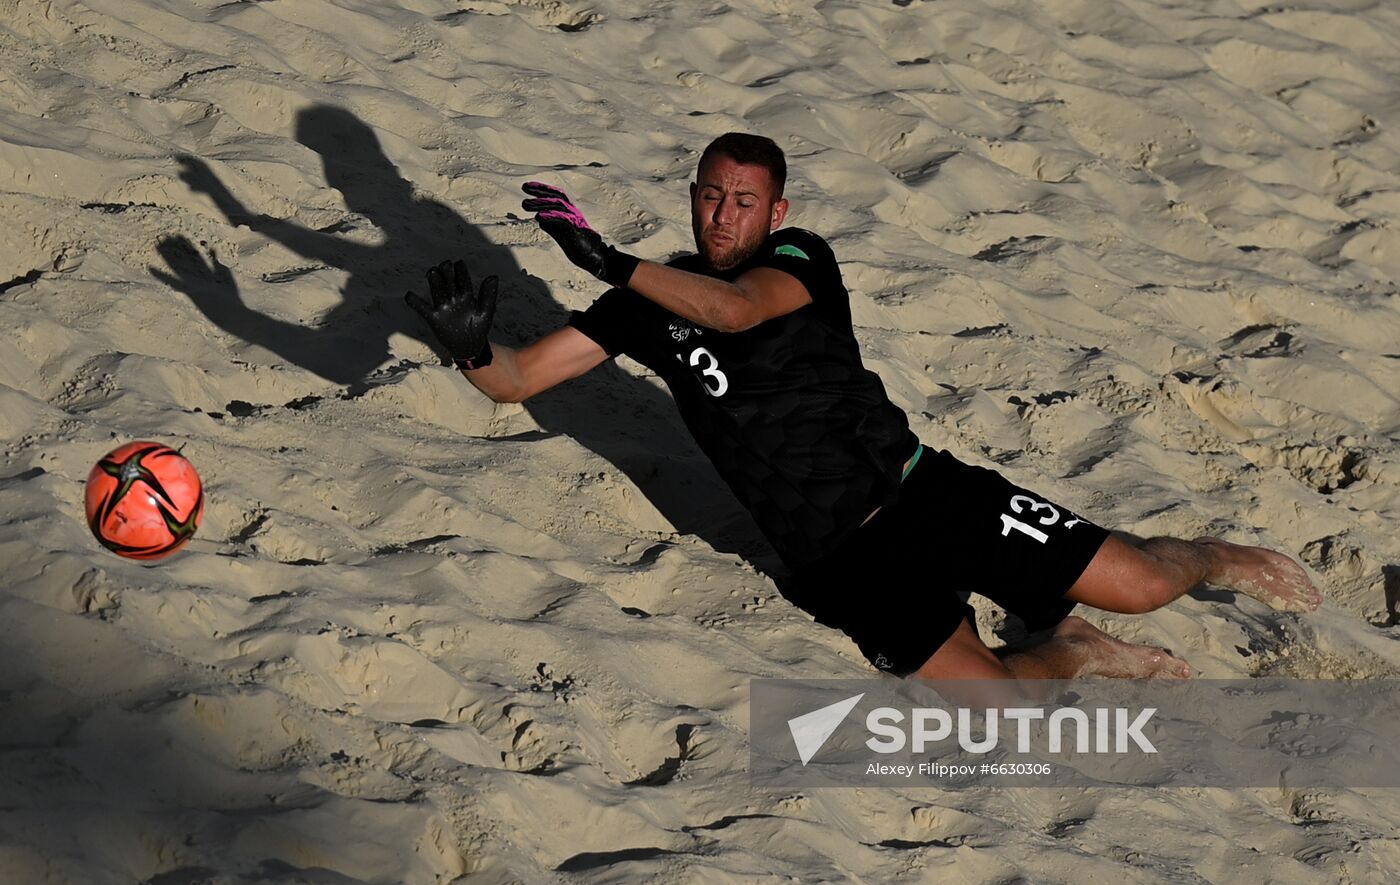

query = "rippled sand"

[{"left": 2, "top": 0, "right": 1398, "bottom": 881}]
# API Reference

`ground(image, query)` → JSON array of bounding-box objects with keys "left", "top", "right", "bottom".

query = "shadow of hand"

[
  {"left": 176, "top": 155, "right": 251, "bottom": 223},
  {"left": 150, "top": 235, "right": 238, "bottom": 315}
]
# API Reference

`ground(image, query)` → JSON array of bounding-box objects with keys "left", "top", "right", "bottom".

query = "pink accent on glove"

[{"left": 522, "top": 181, "right": 594, "bottom": 231}]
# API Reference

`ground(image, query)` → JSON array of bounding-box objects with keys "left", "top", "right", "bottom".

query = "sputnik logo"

[{"left": 787, "top": 693, "right": 864, "bottom": 765}]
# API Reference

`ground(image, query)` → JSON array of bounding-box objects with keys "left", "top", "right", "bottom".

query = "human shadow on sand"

[{"left": 152, "top": 104, "right": 774, "bottom": 570}]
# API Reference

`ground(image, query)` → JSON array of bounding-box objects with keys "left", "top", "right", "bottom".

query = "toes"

[
  {"left": 1283, "top": 587, "right": 1322, "bottom": 613},
  {"left": 1149, "top": 646, "right": 1193, "bottom": 678},
  {"left": 1157, "top": 652, "right": 1192, "bottom": 678}
]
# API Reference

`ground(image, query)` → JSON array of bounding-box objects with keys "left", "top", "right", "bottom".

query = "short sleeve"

[
  {"left": 748, "top": 228, "right": 838, "bottom": 304},
  {"left": 567, "top": 287, "right": 635, "bottom": 357}
]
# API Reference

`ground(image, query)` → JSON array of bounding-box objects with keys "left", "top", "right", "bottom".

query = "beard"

[{"left": 695, "top": 224, "right": 767, "bottom": 272}]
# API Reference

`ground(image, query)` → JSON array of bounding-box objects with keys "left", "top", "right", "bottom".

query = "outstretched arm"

[
  {"left": 406, "top": 259, "right": 608, "bottom": 403},
  {"left": 460, "top": 327, "right": 609, "bottom": 403}
]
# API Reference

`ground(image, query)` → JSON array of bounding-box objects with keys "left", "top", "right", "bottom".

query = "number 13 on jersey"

[{"left": 999, "top": 494, "right": 1082, "bottom": 543}]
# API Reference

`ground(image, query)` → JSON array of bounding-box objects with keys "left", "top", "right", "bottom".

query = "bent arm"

[
  {"left": 461, "top": 325, "right": 609, "bottom": 403},
  {"left": 625, "top": 263, "right": 811, "bottom": 333}
]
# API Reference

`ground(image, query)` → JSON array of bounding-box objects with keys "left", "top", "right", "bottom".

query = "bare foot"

[
  {"left": 1053, "top": 616, "right": 1194, "bottom": 679},
  {"left": 1194, "top": 538, "right": 1322, "bottom": 613}
]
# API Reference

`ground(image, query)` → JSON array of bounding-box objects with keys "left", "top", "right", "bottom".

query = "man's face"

[{"left": 690, "top": 155, "right": 789, "bottom": 271}]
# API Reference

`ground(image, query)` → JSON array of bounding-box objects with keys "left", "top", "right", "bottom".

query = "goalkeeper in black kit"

[{"left": 406, "top": 133, "right": 1319, "bottom": 680}]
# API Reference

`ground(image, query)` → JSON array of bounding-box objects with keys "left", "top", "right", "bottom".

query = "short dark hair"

[{"left": 698, "top": 133, "right": 787, "bottom": 198}]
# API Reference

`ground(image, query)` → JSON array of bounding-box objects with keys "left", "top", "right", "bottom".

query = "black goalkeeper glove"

[
  {"left": 405, "top": 259, "right": 498, "bottom": 370},
  {"left": 521, "top": 181, "right": 640, "bottom": 288}
]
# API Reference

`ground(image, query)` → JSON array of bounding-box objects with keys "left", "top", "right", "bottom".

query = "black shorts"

[{"left": 784, "top": 447, "right": 1110, "bottom": 676}]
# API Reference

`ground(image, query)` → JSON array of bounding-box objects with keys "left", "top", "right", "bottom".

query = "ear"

[
  {"left": 690, "top": 181, "right": 697, "bottom": 201},
  {"left": 770, "top": 198, "right": 789, "bottom": 230}
]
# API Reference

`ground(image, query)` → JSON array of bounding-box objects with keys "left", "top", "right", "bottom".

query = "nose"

[{"left": 711, "top": 196, "right": 736, "bottom": 226}]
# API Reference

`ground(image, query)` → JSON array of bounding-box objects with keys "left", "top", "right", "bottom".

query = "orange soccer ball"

[{"left": 85, "top": 441, "right": 204, "bottom": 560}]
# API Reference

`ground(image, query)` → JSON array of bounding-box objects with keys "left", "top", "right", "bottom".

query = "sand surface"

[{"left": 2, "top": 0, "right": 1399, "bottom": 881}]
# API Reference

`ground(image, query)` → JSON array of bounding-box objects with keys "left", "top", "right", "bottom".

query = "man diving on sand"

[{"left": 405, "top": 132, "right": 1322, "bottom": 680}]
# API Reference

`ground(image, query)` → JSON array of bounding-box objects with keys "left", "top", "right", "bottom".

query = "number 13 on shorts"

[{"left": 999, "top": 494, "right": 1083, "bottom": 544}]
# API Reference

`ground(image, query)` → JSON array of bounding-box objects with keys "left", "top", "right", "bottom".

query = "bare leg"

[
  {"left": 1000, "top": 616, "right": 1193, "bottom": 679},
  {"left": 1065, "top": 535, "right": 1321, "bottom": 614},
  {"left": 910, "top": 616, "right": 1191, "bottom": 682},
  {"left": 908, "top": 533, "right": 1317, "bottom": 684}
]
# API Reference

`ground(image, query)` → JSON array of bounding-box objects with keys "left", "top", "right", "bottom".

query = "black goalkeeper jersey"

[{"left": 568, "top": 227, "right": 919, "bottom": 567}]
